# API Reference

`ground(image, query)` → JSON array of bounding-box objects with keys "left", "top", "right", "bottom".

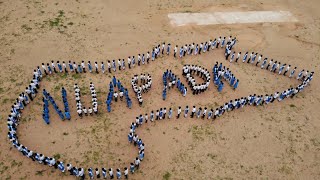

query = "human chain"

[
  {"left": 6, "top": 36, "right": 314, "bottom": 179},
  {"left": 128, "top": 55, "right": 313, "bottom": 176},
  {"left": 131, "top": 74, "right": 152, "bottom": 106},
  {"left": 106, "top": 77, "right": 132, "bottom": 112},
  {"left": 162, "top": 70, "right": 187, "bottom": 100}
]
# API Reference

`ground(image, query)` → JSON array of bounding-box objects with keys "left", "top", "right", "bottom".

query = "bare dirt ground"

[{"left": 0, "top": 0, "right": 320, "bottom": 180}]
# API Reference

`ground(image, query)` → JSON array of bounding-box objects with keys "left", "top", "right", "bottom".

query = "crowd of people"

[
  {"left": 126, "top": 36, "right": 313, "bottom": 173},
  {"left": 42, "top": 89, "right": 65, "bottom": 124},
  {"left": 89, "top": 82, "right": 99, "bottom": 115},
  {"left": 74, "top": 82, "right": 98, "bottom": 117},
  {"left": 135, "top": 70, "right": 313, "bottom": 124},
  {"left": 6, "top": 36, "right": 237, "bottom": 179},
  {"left": 6, "top": 35, "right": 315, "bottom": 179},
  {"left": 61, "top": 87, "right": 71, "bottom": 120},
  {"left": 213, "top": 62, "right": 239, "bottom": 92},
  {"left": 225, "top": 42, "right": 312, "bottom": 82},
  {"left": 131, "top": 74, "right": 152, "bottom": 106},
  {"left": 42, "top": 87, "right": 71, "bottom": 124},
  {"left": 128, "top": 69, "right": 313, "bottom": 170},
  {"left": 106, "top": 76, "right": 132, "bottom": 112},
  {"left": 42, "top": 94, "right": 50, "bottom": 124},
  {"left": 182, "top": 65, "right": 211, "bottom": 95},
  {"left": 175, "top": 36, "right": 237, "bottom": 58},
  {"left": 162, "top": 70, "right": 187, "bottom": 100},
  {"left": 33, "top": 38, "right": 238, "bottom": 77}
]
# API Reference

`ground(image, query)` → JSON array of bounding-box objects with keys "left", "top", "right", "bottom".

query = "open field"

[{"left": 0, "top": 0, "right": 320, "bottom": 180}]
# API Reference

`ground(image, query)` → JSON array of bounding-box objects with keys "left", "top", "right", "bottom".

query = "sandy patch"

[{"left": 168, "top": 11, "right": 298, "bottom": 26}]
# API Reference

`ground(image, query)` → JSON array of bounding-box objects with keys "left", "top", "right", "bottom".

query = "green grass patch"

[
  {"left": 35, "top": 170, "right": 45, "bottom": 176},
  {"left": 21, "top": 24, "right": 32, "bottom": 31},
  {"left": 53, "top": 83, "right": 63, "bottom": 92},
  {"left": 163, "top": 172, "right": 171, "bottom": 180},
  {"left": 72, "top": 73, "right": 82, "bottom": 79},
  {"left": 310, "top": 138, "right": 320, "bottom": 147},
  {"left": 2, "top": 98, "right": 9, "bottom": 104},
  {"left": 59, "top": 73, "right": 68, "bottom": 79},
  {"left": 53, "top": 153, "right": 61, "bottom": 160},
  {"left": 48, "top": 17, "right": 63, "bottom": 27},
  {"left": 278, "top": 165, "right": 292, "bottom": 175}
]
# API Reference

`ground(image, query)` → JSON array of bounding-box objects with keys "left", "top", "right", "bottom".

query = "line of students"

[
  {"left": 131, "top": 74, "right": 152, "bottom": 106},
  {"left": 62, "top": 87, "right": 71, "bottom": 120},
  {"left": 40, "top": 44, "right": 170, "bottom": 76},
  {"left": 74, "top": 84, "right": 83, "bottom": 117},
  {"left": 89, "top": 82, "right": 99, "bottom": 115},
  {"left": 42, "top": 95, "right": 50, "bottom": 124},
  {"left": 38, "top": 37, "right": 234, "bottom": 77},
  {"left": 7, "top": 35, "right": 314, "bottom": 179},
  {"left": 6, "top": 72, "right": 78, "bottom": 179},
  {"left": 127, "top": 71, "right": 313, "bottom": 171},
  {"left": 182, "top": 65, "right": 211, "bottom": 95},
  {"left": 6, "top": 35, "right": 234, "bottom": 179},
  {"left": 74, "top": 83, "right": 98, "bottom": 117},
  {"left": 162, "top": 70, "right": 187, "bottom": 100},
  {"left": 42, "top": 89, "right": 65, "bottom": 124},
  {"left": 213, "top": 62, "right": 239, "bottom": 92},
  {"left": 106, "top": 77, "right": 132, "bottom": 112},
  {"left": 72, "top": 167, "right": 129, "bottom": 179},
  {"left": 225, "top": 43, "right": 312, "bottom": 82},
  {"left": 42, "top": 88, "right": 71, "bottom": 124},
  {"left": 126, "top": 36, "right": 314, "bottom": 172},
  {"left": 175, "top": 36, "right": 237, "bottom": 58}
]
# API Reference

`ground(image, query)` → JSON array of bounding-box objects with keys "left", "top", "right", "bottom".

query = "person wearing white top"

[
  {"left": 78, "top": 168, "right": 84, "bottom": 178},
  {"left": 41, "top": 63, "right": 48, "bottom": 75},
  {"left": 256, "top": 55, "right": 262, "bottom": 66},
  {"left": 127, "top": 56, "right": 131, "bottom": 69},
  {"left": 94, "top": 62, "right": 98, "bottom": 73},
  {"left": 146, "top": 52, "right": 150, "bottom": 63},
  {"left": 174, "top": 45, "right": 177, "bottom": 58},
  {"left": 134, "top": 158, "right": 141, "bottom": 169},
  {"left": 109, "top": 168, "right": 114, "bottom": 179},
  {"left": 114, "top": 91, "right": 119, "bottom": 102},
  {"left": 283, "top": 65, "right": 291, "bottom": 76},
  {"left": 77, "top": 108, "right": 82, "bottom": 117},
  {"left": 81, "top": 61, "right": 86, "bottom": 73},
  {"left": 73, "top": 62, "right": 78, "bottom": 73},
  {"left": 124, "top": 167, "right": 128, "bottom": 179},
  {"left": 83, "top": 107, "right": 87, "bottom": 116},
  {"left": 191, "top": 106, "right": 196, "bottom": 118},
  {"left": 177, "top": 106, "right": 181, "bottom": 118},
  {"left": 235, "top": 52, "right": 241, "bottom": 62}
]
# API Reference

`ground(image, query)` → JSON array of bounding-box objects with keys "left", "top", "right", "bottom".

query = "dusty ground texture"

[{"left": 0, "top": 0, "right": 320, "bottom": 180}]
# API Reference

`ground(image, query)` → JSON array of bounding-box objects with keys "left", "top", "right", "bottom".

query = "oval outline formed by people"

[{"left": 7, "top": 36, "right": 314, "bottom": 179}]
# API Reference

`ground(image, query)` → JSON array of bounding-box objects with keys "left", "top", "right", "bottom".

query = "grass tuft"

[{"left": 163, "top": 172, "right": 171, "bottom": 180}]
